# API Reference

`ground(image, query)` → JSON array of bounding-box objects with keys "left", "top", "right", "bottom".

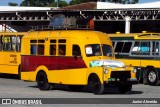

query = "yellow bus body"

[
  {"left": 0, "top": 32, "right": 26, "bottom": 75},
  {"left": 20, "top": 30, "right": 135, "bottom": 81},
  {"left": 109, "top": 32, "right": 160, "bottom": 86}
]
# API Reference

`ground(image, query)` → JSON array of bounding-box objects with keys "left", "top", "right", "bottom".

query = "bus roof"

[
  {"left": 109, "top": 33, "right": 160, "bottom": 40},
  {"left": 0, "top": 32, "right": 27, "bottom": 35},
  {"left": 23, "top": 30, "right": 111, "bottom": 44}
]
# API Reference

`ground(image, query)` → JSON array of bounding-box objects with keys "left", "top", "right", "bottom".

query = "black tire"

[
  {"left": 89, "top": 75, "right": 104, "bottom": 95},
  {"left": 147, "top": 68, "right": 159, "bottom": 86},
  {"left": 118, "top": 85, "right": 132, "bottom": 94},
  {"left": 36, "top": 72, "right": 50, "bottom": 90},
  {"left": 68, "top": 85, "right": 84, "bottom": 91},
  {"left": 143, "top": 69, "right": 148, "bottom": 85}
]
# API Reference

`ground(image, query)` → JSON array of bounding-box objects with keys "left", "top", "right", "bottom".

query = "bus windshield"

[{"left": 85, "top": 44, "right": 113, "bottom": 57}]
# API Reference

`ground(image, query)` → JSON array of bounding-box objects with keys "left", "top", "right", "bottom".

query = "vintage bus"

[
  {"left": 18, "top": 29, "right": 138, "bottom": 94},
  {"left": 0, "top": 32, "right": 26, "bottom": 78},
  {"left": 109, "top": 32, "right": 160, "bottom": 86}
]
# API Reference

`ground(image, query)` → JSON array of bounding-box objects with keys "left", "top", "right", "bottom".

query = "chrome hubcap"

[{"left": 148, "top": 71, "right": 156, "bottom": 82}]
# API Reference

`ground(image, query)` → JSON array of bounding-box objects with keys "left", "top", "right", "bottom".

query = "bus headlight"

[
  {"left": 104, "top": 69, "right": 108, "bottom": 74},
  {"left": 133, "top": 68, "right": 137, "bottom": 73}
]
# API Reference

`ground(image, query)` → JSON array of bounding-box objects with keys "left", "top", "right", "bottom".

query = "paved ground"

[{"left": 0, "top": 75, "right": 160, "bottom": 107}]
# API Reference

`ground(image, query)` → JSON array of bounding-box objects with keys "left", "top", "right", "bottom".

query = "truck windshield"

[{"left": 85, "top": 44, "right": 113, "bottom": 57}]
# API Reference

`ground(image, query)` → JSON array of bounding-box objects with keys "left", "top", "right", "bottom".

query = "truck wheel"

[
  {"left": 36, "top": 72, "right": 50, "bottom": 90},
  {"left": 118, "top": 85, "right": 132, "bottom": 94},
  {"left": 68, "top": 85, "right": 84, "bottom": 91},
  {"left": 147, "top": 68, "right": 159, "bottom": 86},
  {"left": 89, "top": 75, "right": 104, "bottom": 95}
]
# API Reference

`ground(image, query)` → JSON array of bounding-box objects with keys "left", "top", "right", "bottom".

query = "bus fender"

[{"left": 35, "top": 66, "right": 49, "bottom": 77}]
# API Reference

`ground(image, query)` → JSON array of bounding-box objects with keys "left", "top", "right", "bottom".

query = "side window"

[
  {"left": 58, "top": 45, "right": 66, "bottom": 55},
  {"left": 3, "top": 36, "right": 13, "bottom": 51},
  {"left": 58, "top": 39, "right": 66, "bottom": 55},
  {"left": 132, "top": 42, "right": 140, "bottom": 52},
  {"left": 50, "top": 39, "right": 56, "bottom": 55},
  {"left": 30, "top": 40, "right": 37, "bottom": 55},
  {"left": 16, "top": 35, "right": 23, "bottom": 51},
  {"left": 102, "top": 44, "right": 113, "bottom": 57},
  {"left": 11, "top": 36, "right": 16, "bottom": 51},
  {"left": 131, "top": 41, "right": 150, "bottom": 55},
  {"left": 140, "top": 42, "right": 150, "bottom": 52},
  {"left": 152, "top": 41, "right": 159, "bottom": 55},
  {"left": 122, "top": 42, "right": 132, "bottom": 53},
  {"left": 115, "top": 42, "right": 124, "bottom": 52},
  {"left": 37, "top": 40, "right": 45, "bottom": 55},
  {"left": 72, "top": 45, "right": 81, "bottom": 56},
  {"left": 2, "top": 35, "right": 22, "bottom": 52},
  {"left": 30, "top": 40, "right": 45, "bottom": 55}
]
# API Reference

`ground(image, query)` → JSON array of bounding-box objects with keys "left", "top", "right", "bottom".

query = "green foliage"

[
  {"left": 69, "top": 0, "right": 98, "bottom": 5},
  {"left": 58, "top": 1, "right": 69, "bottom": 7},
  {"left": 19, "top": 0, "right": 139, "bottom": 7},
  {"left": 20, "top": 0, "right": 55, "bottom": 7},
  {"left": 20, "top": 0, "right": 68, "bottom": 7},
  {"left": 8, "top": 2, "right": 18, "bottom": 6}
]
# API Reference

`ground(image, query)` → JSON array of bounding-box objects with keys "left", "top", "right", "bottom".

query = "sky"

[{"left": 0, "top": 0, "right": 159, "bottom": 6}]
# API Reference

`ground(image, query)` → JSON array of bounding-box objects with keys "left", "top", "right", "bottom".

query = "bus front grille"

[{"left": 111, "top": 71, "right": 131, "bottom": 81}]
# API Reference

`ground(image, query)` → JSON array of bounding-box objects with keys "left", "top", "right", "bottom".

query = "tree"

[
  {"left": 69, "top": 0, "right": 98, "bottom": 5},
  {"left": 20, "top": 0, "right": 55, "bottom": 7},
  {"left": 20, "top": 0, "right": 68, "bottom": 7},
  {"left": 8, "top": 2, "right": 18, "bottom": 6}
]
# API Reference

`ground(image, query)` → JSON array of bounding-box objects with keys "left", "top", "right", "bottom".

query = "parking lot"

[{"left": 0, "top": 75, "right": 160, "bottom": 106}]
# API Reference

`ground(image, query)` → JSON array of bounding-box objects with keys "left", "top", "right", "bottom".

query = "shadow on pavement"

[
  {"left": 0, "top": 74, "right": 19, "bottom": 80},
  {"left": 29, "top": 84, "right": 143, "bottom": 95}
]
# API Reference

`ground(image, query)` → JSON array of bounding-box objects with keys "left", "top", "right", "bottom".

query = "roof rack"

[
  {"left": 29, "top": 25, "right": 94, "bottom": 31},
  {"left": 29, "top": 14, "right": 94, "bottom": 31}
]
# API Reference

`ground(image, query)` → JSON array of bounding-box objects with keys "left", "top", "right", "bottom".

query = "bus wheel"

[
  {"left": 68, "top": 85, "right": 84, "bottom": 92},
  {"left": 36, "top": 72, "right": 50, "bottom": 90},
  {"left": 118, "top": 85, "right": 132, "bottom": 94},
  {"left": 89, "top": 75, "right": 104, "bottom": 95},
  {"left": 147, "top": 69, "right": 159, "bottom": 86}
]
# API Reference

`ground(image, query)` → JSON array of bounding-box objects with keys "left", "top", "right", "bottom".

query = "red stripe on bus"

[{"left": 21, "top": 55, "right": 87, "bottom": 72}]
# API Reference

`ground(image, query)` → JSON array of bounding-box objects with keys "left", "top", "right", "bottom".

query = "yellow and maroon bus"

[{"left": 19, "top": 29, "right": 137, "bottom": 94}]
